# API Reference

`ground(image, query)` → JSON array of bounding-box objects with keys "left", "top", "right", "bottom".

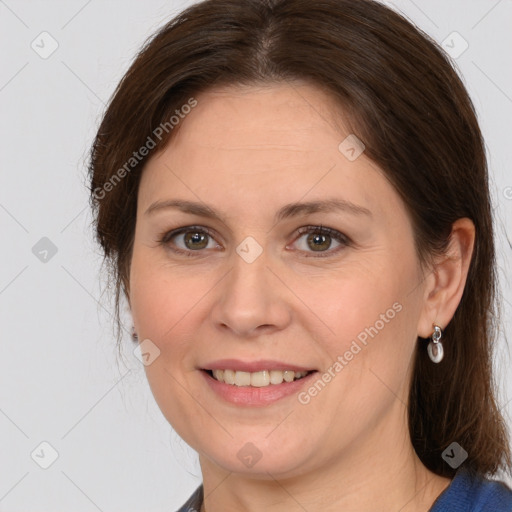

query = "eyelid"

[
  {"left": 159, "top": 225, "right": 217, "bottom": 244},
  {"left": 158, "top": 224, "right": 351, "bottom": 257},
  {"left": 290, "top": 225, "right": 351, "bottom": 257},
  {"left": 158, "top": 225, "right": 222, "bottom": 255}
]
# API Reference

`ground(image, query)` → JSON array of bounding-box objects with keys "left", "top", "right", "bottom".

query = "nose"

[{"left": 210, "top": 246, "right": 292, "bottom": 338}]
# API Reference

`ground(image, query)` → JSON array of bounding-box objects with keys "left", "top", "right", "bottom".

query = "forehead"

[
  {"left": 171, "top": 82, "right": 349, "bottom": 153},
  {"left": 137, "top": 83, "right": 401, "bottom": 227}
]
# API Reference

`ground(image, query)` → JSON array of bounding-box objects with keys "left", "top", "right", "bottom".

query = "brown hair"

[{"left": 88, "top": 0, "right": 511, "bottom": 478}]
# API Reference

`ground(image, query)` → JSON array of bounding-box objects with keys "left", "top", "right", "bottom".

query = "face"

[{"left": 129, "top": 82, "right": 429, "bottom": 479}]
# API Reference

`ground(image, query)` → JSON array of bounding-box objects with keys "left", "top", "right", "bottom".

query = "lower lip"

[{"left": 201, "top": 370, "right": 317, "bottom": 406}]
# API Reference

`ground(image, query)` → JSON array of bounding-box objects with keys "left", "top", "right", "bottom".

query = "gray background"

[{"left": 1, "top": 0, "right": 511, "bottom": 510}]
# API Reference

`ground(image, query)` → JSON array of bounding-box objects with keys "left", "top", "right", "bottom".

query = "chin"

[{"left": 195, "top": 432, "right": 320, "bottom": 479}]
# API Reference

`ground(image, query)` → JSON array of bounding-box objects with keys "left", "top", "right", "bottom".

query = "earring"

[
  {"left": 131, "top": 325, "right": 139, "bottom": 342},
  {"left": 427, "top": 324, "right": 444, "bottom": 363}
]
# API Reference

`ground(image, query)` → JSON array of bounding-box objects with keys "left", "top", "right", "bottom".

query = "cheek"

[
  {"left": 310, "top": 261, "right": 415, "bottom": 340},
  {"left": 129, "top": 253, "right": 192, "bottom": 386},
  {"left": 129, "top": 252, "right": 207, "bottom": 437},
  {"left": 130, "top": 247, "right": 205, "bottom": 342},
  {"left": 305, "top": 248, "right": 422, "bottom": 388}
]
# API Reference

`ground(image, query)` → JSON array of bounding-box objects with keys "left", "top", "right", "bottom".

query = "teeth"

[
  {"left": 212, "top": 369, "right": 224, "bottom": 382},
  {"left": 210, "top": 369, "right": 310, "bottom": 387},
  {"left": 251, "top": 370, "right": 270, "bottom": 387},
  {"left": 234, "top": 371, "right": 251, "bottom": 386},
  {"left": 270, "top": 370, "right": 284, "bottom": 385},
  {"left": 223, "top": 369, "right": 235, "bottom": 385},
  {"left": 283, "top": 370, "right": 295, "bottom": 383}
]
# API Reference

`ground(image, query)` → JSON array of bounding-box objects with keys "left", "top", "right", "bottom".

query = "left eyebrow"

[
  {"left": 144, "top": 198, "right": 372, "bottom": 222},
  {"left": 274, "top": 198, "right": 372, "bottom": 221}
]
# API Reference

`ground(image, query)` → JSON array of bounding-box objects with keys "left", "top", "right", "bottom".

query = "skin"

[{"left": 128, "top": 82, "right": 475, "bottom": 511}]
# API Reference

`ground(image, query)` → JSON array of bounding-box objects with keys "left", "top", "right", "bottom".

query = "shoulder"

[
  {"left": 430, "top": 467, "right": 512, "bottom": 512},
  {"left": 174, "top": 485, "right": 203, "bottom": 512}
]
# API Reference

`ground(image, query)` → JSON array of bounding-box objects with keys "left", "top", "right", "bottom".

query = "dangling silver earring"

[
  {"left": 427, "top": 324, "right": 444, "bottom": 363},
  {"left": 131, "top": 325, "right": 138, "bottom": 342}
]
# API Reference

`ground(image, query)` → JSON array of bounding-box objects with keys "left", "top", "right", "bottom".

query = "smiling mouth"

[{"left": 204, "top": 369, "right": 315, "bottom": 387}]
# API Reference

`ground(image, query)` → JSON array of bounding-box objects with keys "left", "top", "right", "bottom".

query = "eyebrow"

[{"left": 145, "top": 198, "right": 372, "bottom": 222}]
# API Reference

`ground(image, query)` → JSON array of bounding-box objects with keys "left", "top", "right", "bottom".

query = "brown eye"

[
  {"left": 159, "top": 226, "right": 219, "bottom": 255},
  {"left": 182, "top": 231, "right": 209, "bottom": 250},
  {"left": 305, "top": 232, "right": 332, "bottom": 251},
  {"left": 293, "top": 226, "right": 350, "bottom": 257}
]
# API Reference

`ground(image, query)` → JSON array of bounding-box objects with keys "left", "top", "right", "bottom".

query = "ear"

[{"left": 417, "top": 218, "right": 475, "bottom": 338}]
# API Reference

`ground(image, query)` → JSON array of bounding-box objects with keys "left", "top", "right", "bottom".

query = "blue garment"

[
  {"left": 175, "top": 467, "right": 512, "bottom": 511},
  {"left": 430, "top": 467, "right": 512, "bottom": 511}
]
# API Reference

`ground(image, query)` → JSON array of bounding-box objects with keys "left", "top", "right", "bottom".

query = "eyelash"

[{"left": 157, "top": 225, "right": 351, "bottom": 258}]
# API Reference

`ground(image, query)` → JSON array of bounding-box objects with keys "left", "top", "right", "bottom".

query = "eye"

[
  {"left": 158, "top": 226, "right": 220, "bottom": 255},
  {"left": 291, "top": 225, "right": 351, "bottom": 257},
  {"left": 157, "top": 224, "right": 351, "bottom": 258}
]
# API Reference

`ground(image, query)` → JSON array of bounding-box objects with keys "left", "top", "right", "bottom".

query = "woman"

[{"left": 88, "top": 0, "right": 512, "bottom": 510}]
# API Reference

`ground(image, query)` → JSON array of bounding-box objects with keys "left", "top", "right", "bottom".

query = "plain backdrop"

[{"left": 1, "top": 1, "right": 511, "bottom": 510}]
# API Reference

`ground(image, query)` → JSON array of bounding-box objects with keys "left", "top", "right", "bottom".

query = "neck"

[
  {"left": 197, "top": 408, "right": 451, "bottom": 512},
  {"left": 199, "top": 453, "right": 449, "bottom": 512}
]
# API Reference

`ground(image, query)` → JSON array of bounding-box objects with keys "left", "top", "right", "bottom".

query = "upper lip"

[{"left": 201, "top": 359, "right": 316, "bottom": 373}]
